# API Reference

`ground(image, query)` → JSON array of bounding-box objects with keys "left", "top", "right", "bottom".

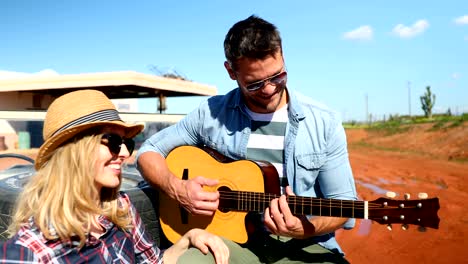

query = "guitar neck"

[{"left": 219, "top": 190, "right": 366, "bottom": 219}]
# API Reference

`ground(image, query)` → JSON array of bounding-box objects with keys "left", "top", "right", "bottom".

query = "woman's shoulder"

[
  {"left": 0, "top": 238, "right": 36, "bottom": 262},
  {"left": 0, "top": 229, "right": 40, "bottom": 262}
]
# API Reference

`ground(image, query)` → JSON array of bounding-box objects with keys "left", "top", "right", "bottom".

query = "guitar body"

[{"left": 159, "top": 145, "right": 279, "bottom": 244}]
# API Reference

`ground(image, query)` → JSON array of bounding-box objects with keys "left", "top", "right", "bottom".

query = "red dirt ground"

[
  {"left": 1, "top": 123, "right": 466, "bottom": 263},
  {"left": 337, "top": 123, "right": 468, "bottom": 263}
]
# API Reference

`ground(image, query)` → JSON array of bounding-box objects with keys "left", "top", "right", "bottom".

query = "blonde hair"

[{"left": 8, "top": 133, "right": 132, "bottom": 247}]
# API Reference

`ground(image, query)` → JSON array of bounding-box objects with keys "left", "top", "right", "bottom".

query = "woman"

[{"left": 0, "top": 89, "right": 230, "bottom": 263}]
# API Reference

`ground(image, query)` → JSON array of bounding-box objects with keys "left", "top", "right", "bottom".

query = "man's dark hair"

[{"left": 224, "top": 15, "right": 282, "bottom": 69}]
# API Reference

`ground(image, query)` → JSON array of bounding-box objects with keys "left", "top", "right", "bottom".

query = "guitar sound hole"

[{"left": 218, "top": 186, "right": 232, "bottom": 213}]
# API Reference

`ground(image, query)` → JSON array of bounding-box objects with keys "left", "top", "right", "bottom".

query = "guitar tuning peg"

[
  {"left": 418, "top": 226, "right": 427, "bottom": 232},
  {"left": 401, "top": 224, "right": 409, "bottom": 230},
  {"left": 386, "top": 224, "right": 393, "bottom": 231},
  {"left": 418, "top": 192, "right": 428, "bottom": 199},
  {"left": 386, "top": 191, "right": 396, "bottom": 198},
  {"left": 404, "top": 193, "right": 411, "bottom": 200}
]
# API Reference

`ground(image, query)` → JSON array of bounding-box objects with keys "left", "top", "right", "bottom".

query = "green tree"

[{"left": 420, "top": 86, "right": 436, "bottom": 118}]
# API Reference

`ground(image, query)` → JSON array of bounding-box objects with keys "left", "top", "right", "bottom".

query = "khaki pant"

[{"left": 177, "top": 236, "right": 350, "bottom": 264}]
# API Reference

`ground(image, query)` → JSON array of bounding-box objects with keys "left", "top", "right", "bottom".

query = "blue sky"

[{"left": 1, "top": 0, "right": 467, "bottom": 121}]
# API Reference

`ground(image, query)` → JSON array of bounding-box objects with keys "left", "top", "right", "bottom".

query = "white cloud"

[
  {"left": 392, "top": 19, "right": 429, "bottom": 38},
  {"left": 454, "top": 15, "right": 468, "bottom": 25},
  {"left": 452, "top": 73, "right": 461, "bottom": 79},
  {"left": 343, "top": 25, "right": 373, "bottom": 41},
  {"left": 0, "top": 69, "right": 59, "bottom": 80}
]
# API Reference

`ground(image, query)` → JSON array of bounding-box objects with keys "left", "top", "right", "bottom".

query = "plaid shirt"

[{"left": 0, "top": 192, "right": 163, "bottom": 263}]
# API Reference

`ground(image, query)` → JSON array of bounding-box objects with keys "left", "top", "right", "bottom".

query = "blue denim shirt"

[{"left": 137, "top": 88, "right": 357, "bottom": 253}]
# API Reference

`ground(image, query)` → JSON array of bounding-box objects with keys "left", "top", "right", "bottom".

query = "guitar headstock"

[{"left": 368, "top": 192, "right": 440, "bottom": 230}]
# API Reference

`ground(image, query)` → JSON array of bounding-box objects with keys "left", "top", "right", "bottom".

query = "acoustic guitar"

[{"left": 159, "top": 145, "right": 440, "bottom": 244}]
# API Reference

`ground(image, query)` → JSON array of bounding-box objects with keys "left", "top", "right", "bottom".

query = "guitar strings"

[
  {"left": 218, "top": 191, "right": 406, "bottom": 209},
  {"left": 218, "top": 191, "right": 365, "bottom": 207}
]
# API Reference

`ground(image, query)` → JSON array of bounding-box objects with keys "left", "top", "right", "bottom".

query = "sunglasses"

[
  {"left": 101, "top": 133, "right": 135, "bottom": 156},
  {"left": 243, "top": 71, "right": 287, "bottom": 92}
]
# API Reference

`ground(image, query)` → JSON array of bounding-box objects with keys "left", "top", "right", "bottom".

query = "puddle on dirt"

[
  {"left": 377, "top": 177, "right": 406, "bottom": 185},
  {"left": 377, "top": 178, "right": 390, "bottom": 184},
  {"left": 356, "top": 174, "right": 406, "bottom": 186},
  {"left": 355, "top": 180, "right": 389, "bottom": 195},
  {"left": 435, "top": 182, "right": 448, "bottom": 189},
  {"left": 356, "top": 176, "right": 421, "bottom": 194}
]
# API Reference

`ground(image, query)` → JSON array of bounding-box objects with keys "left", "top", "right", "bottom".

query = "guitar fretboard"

[{"left": 219, "top": 190, "right": 366, "bottom": 219}]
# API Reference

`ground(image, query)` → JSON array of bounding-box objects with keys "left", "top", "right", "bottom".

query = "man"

[{"left": 137, "top": 15, "right": 357, "bottom": 263}]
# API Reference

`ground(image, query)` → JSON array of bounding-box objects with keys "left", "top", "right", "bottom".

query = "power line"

[
  {"left": 408, "top": 81, "right": 411, "bottom": 116},
  {"left": 365, "top": 93, "right": 369, "bottom": 123}
]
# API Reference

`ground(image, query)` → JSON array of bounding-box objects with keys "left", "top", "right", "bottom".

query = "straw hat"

[{"left": 35, "top": 89, "right": 144, "bottom": 170}]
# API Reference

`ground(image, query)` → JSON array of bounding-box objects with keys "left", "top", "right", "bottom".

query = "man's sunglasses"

[
  {"left": 101, "top": 133, "right": 135, "bottom": 156},
  {"left": 244, "top": 71, "right": 287, "bottom": 92}
]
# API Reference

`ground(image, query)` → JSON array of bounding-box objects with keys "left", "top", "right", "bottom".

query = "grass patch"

[
  {"left": 349, "top": 140, "right": 439, "bottom": 158},
  {"left": 343, "top": 123, "right": 368, "bottom": 129},
  {"left": 344, "top": 113, "right": 466, "bottom": 134},
  {"left": 350, "top": 141, "right": 468, "bottom": 164},
  {"left": 448, "top": 113, "right": 467, "bottom": 128},
  {"left": 429, "top": 114, "right": 467, "bottom": 131},
  {"left": 365, "top": 121, "right": 411, "bottom": 136},
  {"left": 350, "top": 141, "right": 402, "bottom": 152},
  {"left": 430, "top": 121, "right": 446, "bottom": 131},
  {"left": 448, "top": 155, "right": 468, "bottom": 164}
]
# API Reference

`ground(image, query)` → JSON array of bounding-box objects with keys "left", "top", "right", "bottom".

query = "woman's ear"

[{"left": 224, "top": 61, "right": 237, "bottom": 80}]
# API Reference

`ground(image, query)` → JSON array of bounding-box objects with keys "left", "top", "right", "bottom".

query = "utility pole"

[
  {"left": 365, "top": 93, "right": 369, "bottom": 124},
  {"left": 408, "top": 81, "right": 411, "bottom": 116}
]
